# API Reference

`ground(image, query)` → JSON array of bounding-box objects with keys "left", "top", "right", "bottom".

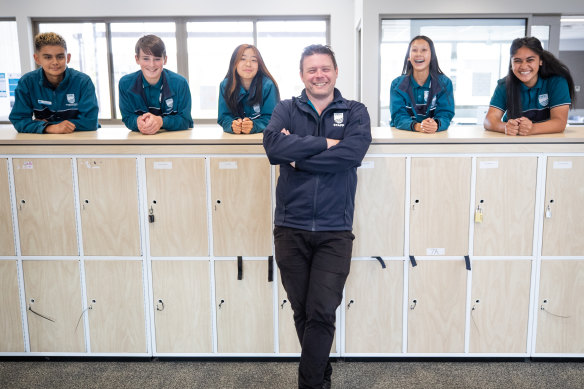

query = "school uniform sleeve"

[
  {"left": 489, "top": 80, "right": 507, "bottom": 113},
  {"left": 263, "top": 100, "right": 328, "bottom": 165},
  {"left": 548, "top": 76, "right": 571, "bottom": 108},
  {"left": 68, "top": 75, "right": 99, "bottom": 131},
  {"left": 389, "top": 77, "right": 415, "bottom": 131},
  {"left": 217, "top": 80, "right": 238, "bottom": 133},
  {"left": 8, "top": 78, "right": 48, "bottom": 134},
  {"left": 119, "top": 78, "right": 140, "bottom": 131},
  {"left": 295, "top": 102, "right": 372, "bottom": 174},
  {"left": 250, "top": 79, "right": 278, "bottom": 134},
  {"left": 162, "top": 77, "right": 193, "bottom": 131},
  {"left": 434, "top": 76, "right": 455, "bottom": 131}
]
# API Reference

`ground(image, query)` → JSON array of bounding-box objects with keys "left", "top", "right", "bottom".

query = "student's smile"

[{"left": 408, "top": 39, "right": 432, "bottom": 74}]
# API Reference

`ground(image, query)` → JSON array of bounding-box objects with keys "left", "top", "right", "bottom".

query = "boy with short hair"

[
  {"left": 9, "top": 32, "right": 99, "bottom": 133},
  {"left": 118, "top": 34, "right": 193, "bottom": 134}
]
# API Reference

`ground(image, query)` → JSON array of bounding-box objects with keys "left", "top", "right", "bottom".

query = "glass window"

[
  {"left": 111, "top": 22, "right": 177, "bottom": 119},
  {"left": 187, "top": 21, "right": 253, "bottom": 121},
  {"left": 380, "top": 19, "right": 526, "bottom": 126},
  {"left": 38, "top": 22, "right": 111, "bottom": 119},
  {"left": 257, "top": 20, "right": 327, "bottom": 100},
  {"left": 0, "top": 20, "right": 21, "bottom": 121}
]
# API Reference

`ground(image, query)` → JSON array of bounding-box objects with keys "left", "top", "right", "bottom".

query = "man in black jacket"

[{"left": 263, "top": 44, "right": 372, "bottom": 389}]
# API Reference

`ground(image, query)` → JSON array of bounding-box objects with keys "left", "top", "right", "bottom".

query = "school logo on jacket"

[
  {"left": 333, "top": 112, "right": 344, "bottom": 127},
  {"left": 253, "top": 104, "right": 260, "bottom": 113},
  {"left": 538, "top": 94, "right": 549, "bottom": 107},
  {"left": 165, "top": 98, "right": 174, "bottom": 109},
  {"left": 67, "top": 94, "right": 75, "bottom": 104}
]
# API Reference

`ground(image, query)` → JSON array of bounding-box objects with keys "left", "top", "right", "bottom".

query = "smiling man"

[
  {"left": 263, "top": 44, "right": 372, "bottom": 389},
  {"left": 118, "top": 35, "right": 193, "bottom": 134},
  {"left": 9, "top": 32, "right": 99, "bottom": 133}
]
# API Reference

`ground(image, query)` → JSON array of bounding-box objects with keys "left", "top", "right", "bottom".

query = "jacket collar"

[{"left": 39, "top": 67, "right": 70, "bottom": 90}]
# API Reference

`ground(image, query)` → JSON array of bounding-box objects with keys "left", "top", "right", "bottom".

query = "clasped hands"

[
  {"left": 137, "top": 113, "right": 164, "bottom": 135},
  {"left": 504, "top": 117, "right": 533, "bottom": 136},
  {"left": 231, "top": 117, "right": 254, "bottom": 134}
]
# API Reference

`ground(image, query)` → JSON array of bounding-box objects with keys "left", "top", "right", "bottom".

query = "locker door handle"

[
  {"left": 218, "top": 299, "right": 225, "bottom": 309},
  {"left": 156, "top": 299, "right": 165, "bottom": 311},
  {"left": 281, "top": 299, "right": 287, "bottom": 309},
  {"left": 347, "top": 299, "right": 354, "bottom": 309}
]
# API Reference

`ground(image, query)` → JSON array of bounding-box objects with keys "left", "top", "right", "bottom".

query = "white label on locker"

[
  {"left": 426, "top": 248, "right": 445, "bottom": 255},
  {"left": 219, "top": 161, "right": 238, "bottom": 169},
  {"left": 553, "top": 161, "right": 572, "bottom": 169},
  {"left": 22, "top": 161, "right": 33, "bottom": 169},
  {"left": 479, "top": 161, "right": 498, "bottom": 169},
  {"left": 359, "top": 161, "right": 375, "bottom": 169},
  {"left": 154, "top": 161, "right": 173, "bottom": 170}
]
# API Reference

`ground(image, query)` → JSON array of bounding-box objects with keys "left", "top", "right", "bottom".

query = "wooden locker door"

[
  {"left": 352, "top": 157, "right": 405, "bottom": 257},
  {"left": 410, "top": 157, "right": 471, "bottom": 256},
  {"left": 470, "top": 260, "right": 531, "bottom": 353},
  {"left": 345, "top": 260, "right": 403, "bottom": 353},
  {"left": 408, "top": 260, "right": 467, "bottom": 353},
  {"left": 151, "top": 260, "right": 212, "bottom": 353},
  {"left": 77, "top": 158, "right": 141, "bottom": 256},
  {"left": 84, "top": 260, "right": 146, "bottom": 353},
  {"left": 536, "top": 260, "right": 584, "bottom": 353},
  {"left": 0, "top": 159, "right": 15, "bottom": 256},
  {"left": 13, "top": 158, "right": 77, "bottom": 256},
  {"left": 0, "top": 261, "right": 24, "bottom": 352},
  {"left": 210, "top": 157, "right": 271, "bottom": 257},
  {"left": 145, "top": 158, "right": 208, "bottom": 257},
  {"left": 215, "top": 260, "right": 274, "bottom": 353},
  {"left": 278, "top": 273, "right": 301, "bottom": 354},
  {"left": 277, "top": 273, "right": 337, "bottom": 354},
  {"left": 474, "top": 157, "right": 537, "bottom": 256},
  {"left": 22, "top": 260, "right": 85, "bottom": 352},
  {"left": 542, "top": 157, "right": 584, "bottom": 256}
]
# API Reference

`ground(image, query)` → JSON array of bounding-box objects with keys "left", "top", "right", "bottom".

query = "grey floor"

[{"left": 1, "top": 358, "right": 583, "bottom": 389}]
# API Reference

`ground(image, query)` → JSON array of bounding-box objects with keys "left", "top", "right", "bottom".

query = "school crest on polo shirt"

[
  {"left": 253, "top": 104, "right": 260, "bottom": 113},
  {"left": 538, "top": 94, "right": 549, "bottom": 107},
  {"left": 333, "top": 112, "right": 344, "bottom": 127},
  {"left": 67, "top": 94, "right": 75, "bottom": 104},
  {"left": 165, "top": 98, "right": 174, "bottom": 109}
]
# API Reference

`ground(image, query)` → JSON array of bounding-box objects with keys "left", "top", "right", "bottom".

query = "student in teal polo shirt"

[
  {"left": 484, "top": 37, "right": 576, "bottom": 135},
  {"left": 119, "top": 35, "right": 193, "bottom": 135},
  {"left": 218, "top": 44, "right": 280, "bottom": 134},
  {"left": 9, "top": 32, "right": 99, "bottom": 133},
  {"left": 390, "top": 35, "right": 455, "bottom": 133}
]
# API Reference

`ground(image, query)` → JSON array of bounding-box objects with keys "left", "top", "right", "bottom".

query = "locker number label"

[
  {"left": 479, "top": 161, "right": 498, "bottom": 169},
  {"left": 553, "top": 161, "right": 572, "bottom": 169},
  {"left": 359, "top": 161, "right": 375, "bottom": 169},
  {"left": 154, "top": 161, "right": 173, "bottom": 170},
  {"left": 426, "top": 248, "right": 445, "bottom": 255},
  {"left": 219, "top": 161, "right": 238, "bottom": 169}
]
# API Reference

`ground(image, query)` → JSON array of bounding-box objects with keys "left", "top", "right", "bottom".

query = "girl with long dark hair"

[
  {"left": 484, "top": 37, "right": 575, "bottom": 135},
  {"left": 218, "top": 44, "right": 280, "bottom": 134},
  {"left": 390, "top": 35, "right": 455, "bottom": 133}
]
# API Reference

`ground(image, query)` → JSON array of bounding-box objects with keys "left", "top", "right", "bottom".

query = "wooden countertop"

[{"left": 1, "top": 124, "right": 583, "bottom": 146}]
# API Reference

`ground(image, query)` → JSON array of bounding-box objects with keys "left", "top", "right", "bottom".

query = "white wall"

[
  {"left": 361, "top": 0, "right": 584, "bottom": 124},
  {"left": 0, "top": 0, "right": 356, "bottom": 98}
]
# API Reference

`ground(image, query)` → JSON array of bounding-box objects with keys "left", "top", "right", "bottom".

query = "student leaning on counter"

[
  {"left": 217, "top": 44, "right": 280, "bottom": 134},
  {"left": 9, "top": 32, "right": 99, "bottom": 134},
  {"left": 484, "top": 37, "right": 576, "bottom": 136},
  {"left": 118, "top": 34, "right": 193, "bottom": 135},
  {"left": 389, "top": 35, "right": 455, "bottom": 133}
]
